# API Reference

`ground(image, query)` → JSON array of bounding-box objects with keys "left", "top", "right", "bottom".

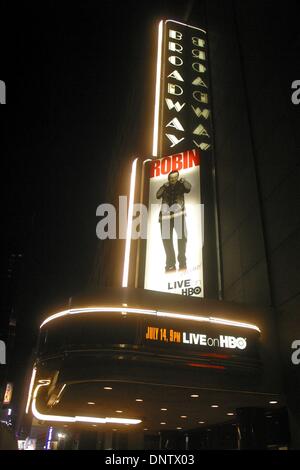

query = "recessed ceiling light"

[
  {"left": 87, "top": 402, "right": 95, "bottom": 405},
  {"left": 269, "top": 400, "right": 278, "bottom": 404},
  {"left": 104, "top": 387, "right": 112, "bottom": 390},
  {"left": 180, "top": 415, "right": 187, "bottom": 418},
  {"left": 143, "top": 428, "right": 148, "bottom": 431},
  {"left": 161, "top": 408, "right": 167, "bottom": 411},
  {"left": 190, "top": 394, "right": 199, "bottom": 398},
  {"left": 160, "top": 422, "right": 166, "bottom": 425},
  {"left": 176, "top": 427, "right": 182, "bottom": 430},
  {"left": 136, "top": 399, "right": 143, "bottom": 402},
  {"left": 116, "top": 410, "right": 123, "bottom": 413},
  {"left": 92, "top": 424, "right": 97, "bottom": 427},
  {"left": 112, "top": 429, "right": 117, "bottom": 432},
  {"left": 227, "top": 412, "right": 234, "bottom": 416},
  {"left": 198, "top": 421, "right": 205, "bottom": 424},
  {"left": 211, "top": 405, "right": 219, "bottom": 408}
]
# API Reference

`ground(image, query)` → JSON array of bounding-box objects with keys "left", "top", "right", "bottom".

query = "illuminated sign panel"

[
  {"left": 150, "top": 19, "right": 220, "bottom": 298},
  {"left": 3, "top": 382, "right": 13, "bottom": 405},
  {"left": 145, "top": 326, "right": 247, "bottom": 351},
  {"left": 154, "top": 20, "right": 211, "bottom": 157},
  {"left": 144, "top": 149, "right": 204, "bottom": 297}
]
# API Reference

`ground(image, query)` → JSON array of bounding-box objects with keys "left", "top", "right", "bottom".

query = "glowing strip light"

[
  {"left": 40, "top": 307, "right": 156, "bottom": 328},
  {"left": 152, "top": 20, "right": 163, "bottom": 157},
  {"left": 209, "top": 317, "right": 260, "bottom": 331},
  {"left": 187, "top": 363, "right": 225, "bottom": 370},
  {"left": 25, "top": 367, "right": 37, "bottom": 414},
  {"left": 165, "top": 19, "right": 206, "bottom": 34},
  {"left": 40, "top": 306, "right": 260, "bottom": 333},
  {"left": 157, "top": 311, "right": 260, "bottom": 332},
  {"left": 122, "top": 157, "right": 138, "bottom": 288},
  {"left": 46, "top": 426, "right": 53, "bottom": 450},
  {"left": 157, "top": 311, "right": 209, "bottom": 323},
  {"left": 32, "top": 382, "right": 141, "bottom": 425},
  {"left": 56, "top": 383, "right": 66, "bottom": 401}
]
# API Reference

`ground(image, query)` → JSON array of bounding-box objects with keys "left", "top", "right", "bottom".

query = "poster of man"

[
  {"left": 157, "top": 170, "right": 191, "bottom": 272},
  {"left": 144, "top": 149, "right": 204, "bottom": 297}
]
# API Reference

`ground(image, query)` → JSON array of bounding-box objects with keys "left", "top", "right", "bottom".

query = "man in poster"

[{"left": 156, "top": 170, "right": 192, "bottom": 272}]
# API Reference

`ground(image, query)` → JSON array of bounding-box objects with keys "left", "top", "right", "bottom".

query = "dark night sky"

[
  {"left": 1, "top": 0, "right": 196, "bottom": 409},
  {"left": 1, "top": 0, "right": 299, "bottom": 418}
]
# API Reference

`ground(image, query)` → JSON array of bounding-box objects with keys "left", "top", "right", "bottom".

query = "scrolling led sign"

[
  {"left": 145, "top": 326, "right": 247, "bottom": 350},
  {"left": 156, "top": 20, "right": 212, "bottom": 157}
]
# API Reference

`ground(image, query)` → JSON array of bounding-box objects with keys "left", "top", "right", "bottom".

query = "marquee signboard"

[
  {"left": 37, "top": 307, "right": 261, "bottom": 369},
  {"left": 145, "top": 326, "right": 247, "bottom": 351},
  {"left": 143, "top": 321, "right": 259, "bottom": 360}
]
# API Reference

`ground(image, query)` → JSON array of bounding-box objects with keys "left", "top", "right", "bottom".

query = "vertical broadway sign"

[
  {"left": 149, "top": 19, "right": 221, "bottom": 299},
  {"left": 153, "top": 20, "right": 212, "bottom": 158}
]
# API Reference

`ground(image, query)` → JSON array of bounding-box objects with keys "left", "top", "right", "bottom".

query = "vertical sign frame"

[{"left": 149, "top": 19, "right": 221, "bottom": 298}]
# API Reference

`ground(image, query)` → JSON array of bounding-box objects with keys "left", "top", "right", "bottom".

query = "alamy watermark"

[
  {"left": 96, "top": 196, "right": 204, "bottom": 243},
  {"left": 0, "top": 340, "right": 6, "bottom": 364},
  {"left": 0, "top": 80, "right": 6, "bottom": 104},
  {"left": 291, "top": 80, "right": 300, "bottom": 105}
]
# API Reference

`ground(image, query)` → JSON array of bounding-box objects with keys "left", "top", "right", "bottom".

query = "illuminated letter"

[
  {"left": 191, "top": 105, "right": 210, "bottom": 119},
  {"left": 193, "top": 123, "right": 210, "bottom": 137},
  {"left": 172, "top": 154, "right": 183, "bottom": 172},
  {"left": 188, "top": 149, "right": 200, "bottom": 167},
  {"left": 192, "top": 37, "right": 205, "bottom": 48},
  {"left": 169, "top": 30, "right": 182, "bottom": 40},
  {"left": 183, "top": 333, "right": 190, "bottom": 344},
  {"left": 193, "top": 91, "right": 208, "bottom": 103},
  {"left": 200, "top": 335, "right": 207, "bottom": 345},
  {"left": 150, "top": 159, "right": 161, "bottom": 177},
  {"left": 168, "top": 70, "right": 184, "bottom": 82},
  {"left": 168, "top": 42, "right": 183, "bottom": 53},
  {"left": 192, "top": 77, "right": 207, "bottom": 88},
  {"left": 192, "top": 49, "right": 206, "bottom": 60},
  {"left": 165, "top": 98, "right": 186, "bottom": 112},
  {"left": 219, "top": 335, "right": 229, "bottom": 348},
  {"left": 193, "top": 141, "right": 211, "bottom": 151},
  {"left": 168, "top": 56, "right": 183, "bottom": 66},
  {"left": 161, "top": 156, "right": 171, "bottom": 174},
  {"left": 166, "top": 117, "right": 184, "bottom": 132},
  {"left": 165, "top": 134, "right": 185, "bottom": 148},
  {"left": 192, "top": 62, "right": 206, "bottom": 73},
  {"left": 168, "top": 83, "right": 183, "bottom": 96}
]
